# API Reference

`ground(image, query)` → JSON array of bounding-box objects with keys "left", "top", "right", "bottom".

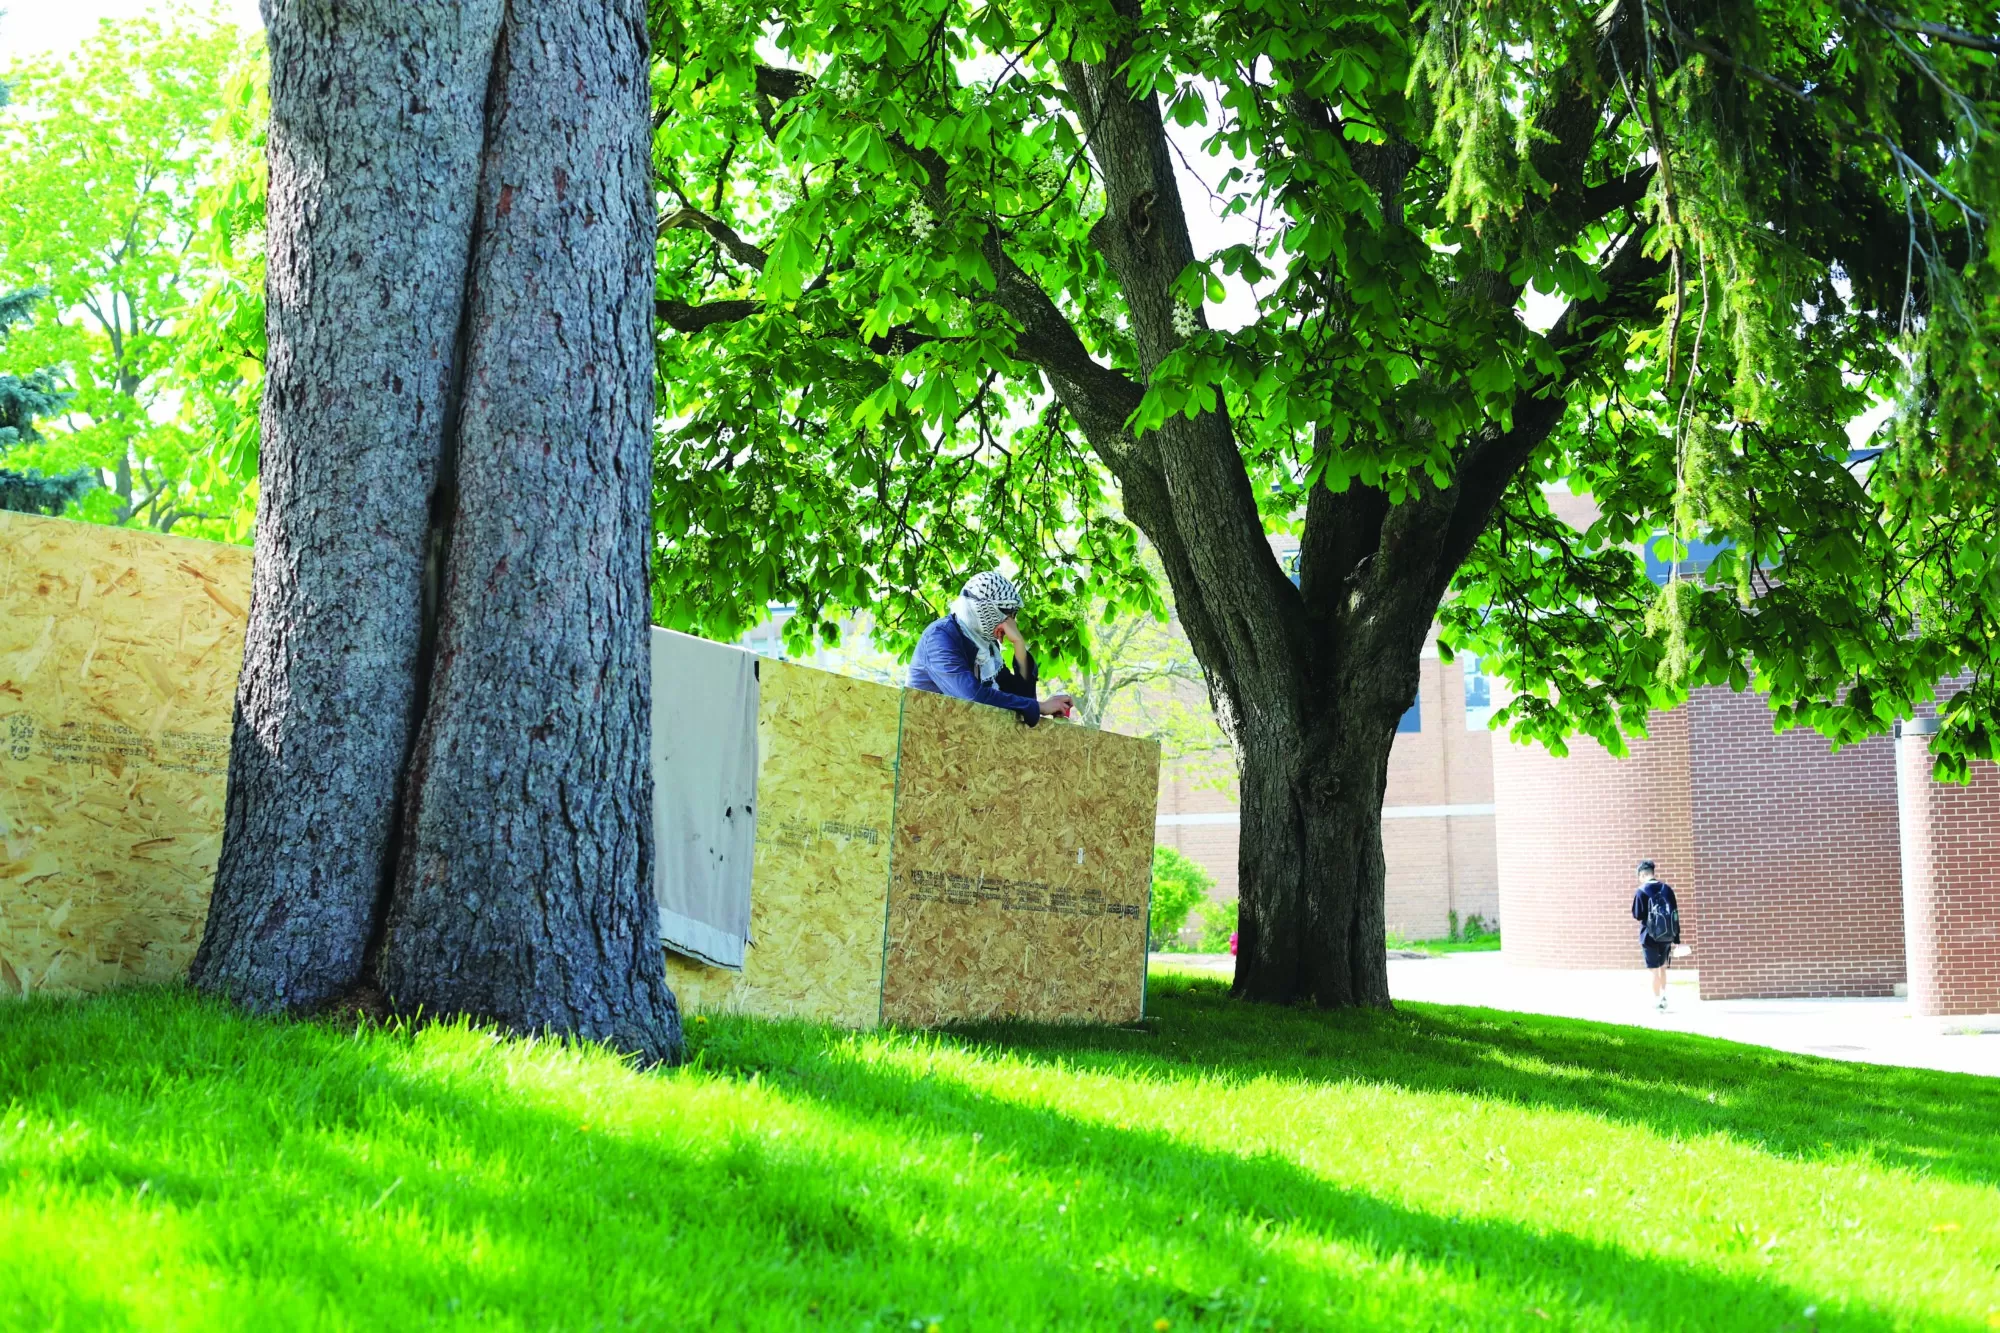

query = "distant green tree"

[
  {"left": 0, "top": 286, "right": 89, "bottom": 515},
  {"left": 0, "top": 12, "right": 257, "bottom": 538},
  {"left": 1149, "top": 845, "right": 1214, "bottom": 950}
]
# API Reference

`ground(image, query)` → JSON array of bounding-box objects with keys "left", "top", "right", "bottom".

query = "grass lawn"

[
  {"left": 2, "top": 974, "right": 1997, "bottom": 1331},
  {"left": 1392, "top": 934, "right": 1504, "bottom": 955}
]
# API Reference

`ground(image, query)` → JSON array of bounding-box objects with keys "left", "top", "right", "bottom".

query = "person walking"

[{"left": 1632, "top": 860, "right": 1682, "bottom": 1011}]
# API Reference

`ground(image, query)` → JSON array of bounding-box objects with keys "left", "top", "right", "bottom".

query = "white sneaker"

[{"left": 1656, "top": 995, "right": 1668, "bottom": 1012}]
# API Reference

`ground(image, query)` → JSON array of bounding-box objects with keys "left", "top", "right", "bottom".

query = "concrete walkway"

[{"left": 1150, "top": 951, "right": 2000, "bottom": 1078}]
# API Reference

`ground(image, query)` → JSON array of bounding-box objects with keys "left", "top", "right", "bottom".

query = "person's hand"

[
  {"left": 998, "top": 615, "right": 1026, "bottom": 649},
  {"left": 1039, "top": 693, "right": 1074, "bottom": 718}
]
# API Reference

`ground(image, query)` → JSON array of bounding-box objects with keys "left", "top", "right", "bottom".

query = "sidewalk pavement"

[{"left": 1149, "top": 950, "right": 2000, "bottom": 1078}]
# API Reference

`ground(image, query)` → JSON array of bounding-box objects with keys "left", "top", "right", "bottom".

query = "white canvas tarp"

[{"left": 650, "top": 627, "right": 758, "bottom": 969}]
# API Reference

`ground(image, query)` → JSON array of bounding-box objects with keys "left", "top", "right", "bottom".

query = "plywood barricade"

[
  {"left": 663, "top": 659, "right": 1157, "bottom": 1027},
  {"left": 662, "top": 659, "right": 900, "bottom": 1027},
  {"left": 881, "top": 689, "right": 1156, "bottom": 1026},
  {"left": 0, "top": 510, "right": 252, "bottom": 996},
  {"left": 1, "top": 512, "right": 1159, "bottom": 1026}
]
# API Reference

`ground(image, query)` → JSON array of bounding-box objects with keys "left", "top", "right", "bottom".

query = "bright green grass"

[
  {"left": 2, "top": 975, "right": 1998, "bottom": 1332},
  {"left": 1395, "top": 934, "right": 1504, "bottom": 955}
]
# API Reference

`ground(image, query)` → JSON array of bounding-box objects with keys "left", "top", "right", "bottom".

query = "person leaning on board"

[{"left": 907, "top": 570, "right": 1075, "bottom": 726}]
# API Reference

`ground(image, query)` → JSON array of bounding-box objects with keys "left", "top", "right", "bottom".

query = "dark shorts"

[{"left": 1642, "top": 939, "right": 1673, "bottom": 969}]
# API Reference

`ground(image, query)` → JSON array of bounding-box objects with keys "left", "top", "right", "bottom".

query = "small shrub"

[
  {"left": 1196, "top": 897, "right": 1238, "bottom": 953},
  {"left": 1462, "top": 913, "right": 1494, "bottom": 940},
  {"left": 1149, "top": 846, "right": 1213, "bottom": 950}
]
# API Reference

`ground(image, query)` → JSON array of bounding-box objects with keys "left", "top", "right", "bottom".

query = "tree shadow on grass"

[
  {"left": 0, "top": 985, "right": 1953, "bottom": 1330},
  {"left": 695, "top": 1018, "right": 1953, "bottom": 1332},
  {"left": 938, "top": 973, "right": 2000, "bottom": 1192}
]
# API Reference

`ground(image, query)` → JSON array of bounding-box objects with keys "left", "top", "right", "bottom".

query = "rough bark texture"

[
  {"left": 192, "top": 0, "right": 504, "bottom": 1011},
  {"left": 1234, "top": 725, "right": 1399, "bottom": 1007},
  {"left": 377, "top": 0, "right": 679, "bottom": 1059},
  {"left": 194, "top": 0, "right": 679, "bottom": 1061}
]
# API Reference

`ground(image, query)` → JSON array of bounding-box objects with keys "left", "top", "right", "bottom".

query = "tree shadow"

[
  {"left": 3, "top": 984, "right": 1969, "bottom": 1329},
  {"left": 943, "top": 972, "right": 2000, "bottom": 1191},
  {"left": 695, "top": 1016, "right": 1956, "bottom": 1332}
]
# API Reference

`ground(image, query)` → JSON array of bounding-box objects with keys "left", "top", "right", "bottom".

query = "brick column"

[
  {"left": 1898, "top": 720, "right": 2000, "bottom": 1017},
  {"left": 1493, "top": 710, "right": 1695, "bottom": 969}
]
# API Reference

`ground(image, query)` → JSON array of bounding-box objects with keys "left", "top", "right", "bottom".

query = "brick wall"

[
  {"left": 1898, "top": 727, "right": 2000, "bottom": 1017},
  {"left": 1493, "top": 709, "right": 1695, "bottom": 969},
  {"left": 1686, "top": 686, "right": 1905, "bottom": 999}
]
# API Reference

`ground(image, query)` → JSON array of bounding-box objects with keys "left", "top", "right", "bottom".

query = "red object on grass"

[{"left": 1228, "top": 931, "right": 1238, "bottom": 956}]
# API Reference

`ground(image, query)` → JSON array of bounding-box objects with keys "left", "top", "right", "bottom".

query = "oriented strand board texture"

[
  {"left": 882, "top": 689, "right": 1157, "bottom": 1026},
  {"left": 0, "top": 511, "right": 251, "bottom": 997},
  {"left": 664, "top": 659, "right": 897, "bottom": 1026}
]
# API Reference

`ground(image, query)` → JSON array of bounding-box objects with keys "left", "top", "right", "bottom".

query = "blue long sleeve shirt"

[{"left": 907, "top": 615, "right": 1042, "bottom": 726}]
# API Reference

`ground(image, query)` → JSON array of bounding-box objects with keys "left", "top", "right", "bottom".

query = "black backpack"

[{"left": 1642, "top": 882, "right": 1679, "bottom": 944}]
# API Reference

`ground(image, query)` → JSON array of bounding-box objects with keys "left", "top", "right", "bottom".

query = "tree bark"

[
  {"left": 376, "top": 0, "right": 676, "bottom": 1055},
  {"left": 193, "top": 0, "right": 503, "bottom": 1011},
  {"left": 1233, "top": 710, "right": 1399, "bottom": 1007},
  {"left": 192, "top": 0, "right": 679, "bottom": 1062}
]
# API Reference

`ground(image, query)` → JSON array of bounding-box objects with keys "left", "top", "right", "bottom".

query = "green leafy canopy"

[{"left": 648, "top": 0, "right": 2000, "bottom": 771}]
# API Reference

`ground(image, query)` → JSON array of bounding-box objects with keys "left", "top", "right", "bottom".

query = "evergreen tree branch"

[{"left": 1657, "top": 9, "right": 1987, "bottom": 221}]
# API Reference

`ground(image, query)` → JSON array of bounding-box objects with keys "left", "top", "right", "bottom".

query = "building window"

[
  {"left": 1398, "top": 695, "right": 1421, "bottom": 733},
  {"left": 1463, "top": 653, "right": 1495, "bottom": 731}
]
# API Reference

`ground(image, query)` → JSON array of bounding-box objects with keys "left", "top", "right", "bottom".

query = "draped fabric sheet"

[{"left": 650, "top": 628, "right": 758, "bottom": 970}]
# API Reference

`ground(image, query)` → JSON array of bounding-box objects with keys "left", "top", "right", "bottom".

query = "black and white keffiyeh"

[{"left": 950, "top": 570, "right": 1023, "bottom": 683}]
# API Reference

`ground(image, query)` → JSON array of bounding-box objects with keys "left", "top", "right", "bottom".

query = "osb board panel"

[
  {"left": 664, "top": 658, "right": 897, "bottom": 1026},
  {"left": 0, "top": 511, "right": 251, "bottom": 997},
  {"left": 882, "top": 689, "right": 1157, "bottom": 1026}
]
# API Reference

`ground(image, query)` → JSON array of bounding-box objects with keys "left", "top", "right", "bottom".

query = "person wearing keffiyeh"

[{"left": 907, "top": 570, "right": 1074, "bottom": 725}]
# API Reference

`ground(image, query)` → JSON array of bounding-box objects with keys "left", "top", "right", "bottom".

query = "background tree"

[
  {"left": 0, "top": 12, "right": 259, "bottom": 537},
  {"left": 1148, "top": 845, "right": 1214, "bottom": 950},
  {"left": 651, "top": 0, "right": 2000, "bottom": 1007},
  {"left": 0, "top": 285, "right": 90, "bottom": 515},
  {"left": 189, "top": 0, "right": 679, "bottom": 1063}
]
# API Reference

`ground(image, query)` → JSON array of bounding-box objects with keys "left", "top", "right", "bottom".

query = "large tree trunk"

[
  {"left": 192, "top": 0, "right": 504, "bottom": 1011},
  {"left": 1232, "top": 711, "right": 1398, "bottom": 1007},
  {"left": 192, "top": 0, "right": 679, "bottom": 1063},
  {"left": 375, "top": 0, "right": 675, "bottom": 1051},
  {"left": 1056, "top": 41, "right": 1417, "bottom": 1009}
]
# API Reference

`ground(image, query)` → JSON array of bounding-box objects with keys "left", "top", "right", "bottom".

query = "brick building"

[
  {"left": 1687, "top": 689, "right": 1905, "bottom": 999},
  {"left": 1157, "top": 645, "right": 1501, "bottom": 942},
  {"left": 1493, "top": 708, "right": 1694, "bottom": 971},
  {"left": 1898, "top": 720, "right": 2000, "bottom": 1017},
  {"left": 1495, "top": 684, "right": 1912, "bottom": 1001}
]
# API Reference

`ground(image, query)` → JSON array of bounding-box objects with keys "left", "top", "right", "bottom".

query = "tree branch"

[
  {"left": 1577, "top": 165, "right": 1657, "bottom": 224},
  {"left": 657, "top": 298, "right": 762, "bottom": 333},
  {"left": 1659, "top": 10, "right": 1987, "bottom": 220},
  {"left": 1058, "top": 30, "right": 1307, "bottom": 706},
  {"left": 755, "top": 65, "right": 812, "bottom": 102},
  {"left": 1433, "top": 230, "right": 1670, "bottom": 585},
  {"left": 1845, "top": 0, "right": 2000, "bottom": 53},
  {"left": 660, "top": 206, "right": 768, "bottom": 272}
]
